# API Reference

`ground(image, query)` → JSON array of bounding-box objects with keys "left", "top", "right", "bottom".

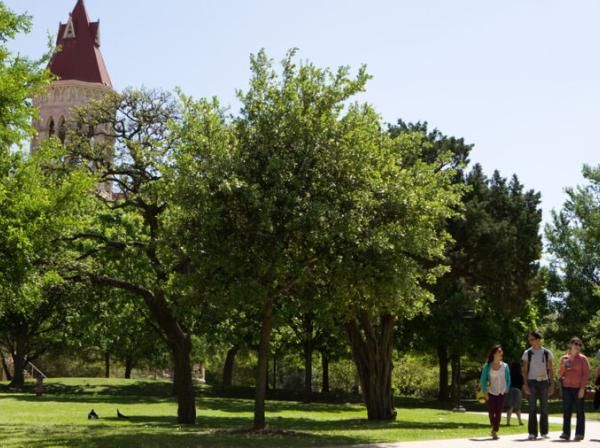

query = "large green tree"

[
  {"left": 332, "top": 128, "right": 461, "bottom": 420},
  {"left": 546, "top": 164, "right": 600, "bottom": 342},
  {"left": 408, "top": 164, "right": 543, "bottom": 401},
  {"left": 0, "top": 2, "right": 61, "bottom": 386},
  {"left": 64, "top": 89, "right": 203, "bottom": 424},
  {"left": 0, "top": 144, "right": 95, "bottom": 387},
  {"left": 175, "top": 50, "right": 461, "bottom": 426}
]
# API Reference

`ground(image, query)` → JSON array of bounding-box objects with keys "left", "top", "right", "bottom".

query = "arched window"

[
  {"left": 48, "top": 118, "right": 55, "bottom": 136},
  {"left": 58, "top": 117, "right": 66, "bottom": 144}
]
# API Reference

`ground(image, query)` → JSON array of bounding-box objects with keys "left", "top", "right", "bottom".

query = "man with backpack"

[{"left": 522, "top": 331, "right": 555, "bottom": 440}]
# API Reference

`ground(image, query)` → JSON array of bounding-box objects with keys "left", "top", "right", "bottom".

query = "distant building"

[{"left": 31, "top": 0, "right": 113, "bottom": 153}]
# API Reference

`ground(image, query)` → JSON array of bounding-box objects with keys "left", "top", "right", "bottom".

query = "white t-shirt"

[
  {"left": 489, "top": 363, "right": 507, "bottom": 395},
  {"left": 522, "top": 347, "right": 554, "bottom": 381}
]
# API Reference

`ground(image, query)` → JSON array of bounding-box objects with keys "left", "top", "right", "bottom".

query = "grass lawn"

[{"left": 0, "top": 378, "right": 554, "bottom": 448}]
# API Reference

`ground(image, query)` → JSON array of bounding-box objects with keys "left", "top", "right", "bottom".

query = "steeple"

[
  {"left": 31, "top": 0, "right": 114, "bottom": 154},
  {"left": 49, "top": 0, "right": 111, "bottom": 86}
]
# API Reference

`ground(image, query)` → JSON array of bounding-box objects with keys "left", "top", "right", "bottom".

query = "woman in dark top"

[{"left": 507, "top": 361, "right": 524, "bottom": 426}]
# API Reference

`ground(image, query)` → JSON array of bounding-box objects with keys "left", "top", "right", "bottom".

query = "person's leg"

[
  {"left": 539, "top": 381, "right": 549, "bottom": 436},
  {"left": 495, "top": 394, "right": 506, "bottom": 432},
  {"left": 488, "top": 394, "right": 497, "bottom": 430},
  {"left": 506, "top": 389, "right": 514, "bottom": 425},
  {"left": 562, "top": 387, "right": 574, "bottom": 437},
  {"left": 516, "top": 388, "right": 523, "bottom": 424},
  {"left": 575, "top": 391, "right": 585, "bottom": 438},
  {"left": 527, "top": 380, "right": 538, "bottom": 437}
]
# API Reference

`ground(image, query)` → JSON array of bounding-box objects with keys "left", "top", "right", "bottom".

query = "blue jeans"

[
  {"left": 562, "top": 387, "right": 585, "bottom": 437},
  {"left": 527, "top": 380, "right": 549, "bottom": 436}
]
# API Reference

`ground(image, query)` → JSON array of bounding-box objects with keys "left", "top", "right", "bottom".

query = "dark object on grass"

[
  {"left": 117, "top": 409, "right": 131, "bottom": 420},
  {"left": 88, "top": 409, "right": 99, "bottom": 419},
  {"left": 34, "top": 376, "right": 44, "bottom": 397}
]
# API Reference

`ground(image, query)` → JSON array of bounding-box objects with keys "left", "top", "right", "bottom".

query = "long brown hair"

[{"left": 487, "top": 344, "right": 502, "bottom": 363}]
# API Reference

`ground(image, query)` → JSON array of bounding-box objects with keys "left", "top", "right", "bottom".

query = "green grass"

[{"left": 0, "top": 378, "right": 554, "bottom": 448}]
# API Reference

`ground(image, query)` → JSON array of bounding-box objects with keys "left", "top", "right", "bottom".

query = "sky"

[{"left": 5, "top": 0, "right": 600, "bottom": 230}]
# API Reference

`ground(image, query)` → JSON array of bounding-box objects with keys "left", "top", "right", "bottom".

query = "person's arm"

[
  {"left": 558, "top": 355, "right": 566, "bottom": 377},
  {"left": 579, "top": 357, "right": 590, "bottom": 399},
  {"left": 505, "top": 364, "right": 511, "bottom": 390},
  {"left": 480, "top": 364, "right": 489, "bottom": 394},
  {"left": 548, "top": 358, "right": 555, "bottom": 395},
  {"left": 522, "top": 360, "right": 530, "bottom": 394}
]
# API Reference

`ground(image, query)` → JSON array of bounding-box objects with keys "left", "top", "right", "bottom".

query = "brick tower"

[{"left": 31, "top": 0, "right": 113, "bottom": 152}]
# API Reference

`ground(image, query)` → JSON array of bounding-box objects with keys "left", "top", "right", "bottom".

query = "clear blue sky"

[{"left": 6, "top": 0, "right": 600, "bottom": 227}]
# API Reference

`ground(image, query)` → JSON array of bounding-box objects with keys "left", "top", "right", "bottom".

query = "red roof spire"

[{"left": 49, "top": 0, "right": 112, "bottom": 86}]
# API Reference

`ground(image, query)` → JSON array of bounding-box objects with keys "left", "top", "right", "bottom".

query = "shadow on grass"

[
  {"left": 0, "top": 380, "right": 472, "bottom": 413},
  {"left": 0, "top": 390, "right": 361, "bottom": 415},
  {"left": 0, "top": 415, "right": 494, "bottom": 448},
  {"left": 0, "top": 428, "right": 360, "bottom": 448}
]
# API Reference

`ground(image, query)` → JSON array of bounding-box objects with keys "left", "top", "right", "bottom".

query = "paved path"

[{"left": 333, "top": 416, "right": 600, "bottom": 448}]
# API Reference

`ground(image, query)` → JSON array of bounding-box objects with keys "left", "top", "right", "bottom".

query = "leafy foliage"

[
  {"left": 547, "top": 164, "right": 600, "bottom": 344},
  {"left": 0, "top": 2, "right": 51, "bottom": 149}
]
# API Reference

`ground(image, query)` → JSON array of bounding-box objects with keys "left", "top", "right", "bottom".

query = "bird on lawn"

[
  {"left": 117, "top": 409, "right": 131, "bottom": 420},
  {"left": 88, "top": 409, "right": 99, "bottom": 419}
]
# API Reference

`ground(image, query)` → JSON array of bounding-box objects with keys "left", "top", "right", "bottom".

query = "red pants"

[{"left": 488, "top": 393, "right": 506, "bottom": 432}]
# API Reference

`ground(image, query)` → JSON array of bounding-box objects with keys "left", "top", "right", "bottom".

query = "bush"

[{"left": 392, "top": 353, "right": 439, "bottom": 399}]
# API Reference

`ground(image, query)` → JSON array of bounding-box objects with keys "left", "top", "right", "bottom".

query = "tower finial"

[{"left": 48, "top": 0, "right": 112, "bottom": 86}]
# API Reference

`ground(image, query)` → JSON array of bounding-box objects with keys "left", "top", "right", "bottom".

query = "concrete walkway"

[{"left": 333, "top": 416, "right": 600, "bottom": 448}]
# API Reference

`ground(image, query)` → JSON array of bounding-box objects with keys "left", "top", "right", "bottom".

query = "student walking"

[
  {"left": 558, "top": 337, "right": 590, "bottom": 441},
  {"left": 506, "top": 361, "right": 524, "bottom": 426},
  {"left": 522, "top": 331, "right": 555, "bottom": 440},
  {"left": 480, "top": 344, "right": 511, "bottom": 440}
]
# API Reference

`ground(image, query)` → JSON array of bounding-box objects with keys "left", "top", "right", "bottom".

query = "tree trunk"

[
  {"left": 272, "top": 354, "right": 277, "bottom": 390},
  {"left": 437, "top": 344, "right": 450, "bottom": 401},
  {"left": 104, "top": 351, "right": 110, "bottom": 378},
  {"left": 253, "top": 296, "right": 274, "bottom": 430},
  {"left": 1, "top": 352, "right": 12, "bottom": 381},
  {"left": 321, "top": 352, "right": 330, "bottom": 393},
  {"left": 346, "top": 312, "right": 396, "bottom": 421},
  {"left": 143, "top": 292, "right": 196, "bottom": 424},
  {"left": 171, "top": 335, "right": 196, "bottom": 424},
  {"left": 302, "top": 315, "right": 314, "bottom": 403},
  {"left": 265, "top": 357, "right": 269, "bottom": 391},
  {"left": 90, "top": 275, "right": 196, "bottom": 424},
  {"left": 450, "top": 354, "right": 461, "bottom": 405},
  {"left": 9, "top": 330, "right": 27, "bottom": 389},
  {"left": 222, "top": 345, "right": 239, "bottom": 387},
  {"left": 303, "top": 340, "right": 313, "bottom": 403},
  {"left": 124, "top": 357, "right": 133, "bottom": 379}
]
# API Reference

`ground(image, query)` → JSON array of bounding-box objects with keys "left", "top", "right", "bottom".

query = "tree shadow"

[
  {"left": 1, "top": 390, "right": 361, "bottom": 414},
  {"left": 0, "top": 422, "right": 368, "bottom": 448}
]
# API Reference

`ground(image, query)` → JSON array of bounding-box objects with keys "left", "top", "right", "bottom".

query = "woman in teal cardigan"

[{"left": 480, "top": 344, "right": 511, "bottom": 440}]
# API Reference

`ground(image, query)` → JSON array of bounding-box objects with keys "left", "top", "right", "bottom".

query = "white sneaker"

[
  {"left": 541, "top": 434, "right": 550, "bottom": 439},
  {"left": 528, "top": 434, "right": 536, "bottom": 440}
]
